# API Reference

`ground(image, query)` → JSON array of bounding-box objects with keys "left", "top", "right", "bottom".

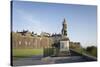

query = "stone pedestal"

[
  {"left": 60, "top": 40, "right": 69, "bottom": 51},
  {"left": 58, "top": 37, "right": 70, "bottom": 56}
]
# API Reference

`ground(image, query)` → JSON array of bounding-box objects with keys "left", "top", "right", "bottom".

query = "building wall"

[
  {"left": 12, "top": 32, "right": 81, "bottom": 49},
  {"left": 12, "top": 32, "right": 53, "bottom": 49},
  {"left": 69, "top": 42, "right": 81, "bottom": 49}
]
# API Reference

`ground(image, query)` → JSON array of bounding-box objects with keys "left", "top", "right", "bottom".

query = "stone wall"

[
  {"left": 12, "top": 32, "right": 53, "bottom": 48},
  {"left": 12, "top": 32, "right": 81, "bottom": 49},
  {"left": 69, "top": 42, "right": 81, "bottom": 49}
]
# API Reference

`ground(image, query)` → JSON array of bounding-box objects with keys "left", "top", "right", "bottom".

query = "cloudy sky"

[{"left": 12, "top": 1, "right": 97, "bottom": 47}]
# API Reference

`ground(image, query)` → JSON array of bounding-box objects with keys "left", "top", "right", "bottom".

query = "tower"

[{"left": 61, "top": 18, "right": 67, "bottom": 37}]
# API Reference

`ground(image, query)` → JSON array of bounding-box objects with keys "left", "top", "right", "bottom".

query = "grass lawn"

[
  {"left": 12, "top": 48, "right": 43, "bottom": 58},
  {"left": 73, "top": 48, "right": 97, "bottom": 58}
]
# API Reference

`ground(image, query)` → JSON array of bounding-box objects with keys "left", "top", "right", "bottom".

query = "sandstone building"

[{"left": 12, "top": 18, "right": 81, "bottom": 50}]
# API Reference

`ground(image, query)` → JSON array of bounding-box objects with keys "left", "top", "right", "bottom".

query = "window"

[
  {"left": 25, "top": 41, "right": 27, "bottom": 46},
  {"left": 19, "top": 41, "right": 21, "bottom": 45}
]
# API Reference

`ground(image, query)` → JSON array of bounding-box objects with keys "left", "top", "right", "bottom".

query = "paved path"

[
  {"left": 12, "top": 50, "right": 97, "bottom": 66},
  {"left": 13, "top": 55, "right": 96, "bottom": 66}
]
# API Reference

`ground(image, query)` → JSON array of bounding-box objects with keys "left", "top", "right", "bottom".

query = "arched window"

[
  {"left": 25, "top": 41, "right": 27, "bottom": 46},
  {"left": 29, "top": 42, "right": 30, "bottom": 46},
  {"left": 19, "top": 41, "right": 21, "bottom": 45}
]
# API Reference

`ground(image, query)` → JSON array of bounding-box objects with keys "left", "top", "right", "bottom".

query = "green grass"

[
  {"left": 13, "top": 48, "right": 43, "bottom": 58},
  {"left": 73, "top": 48, "right": 97, "bottom": 58}
]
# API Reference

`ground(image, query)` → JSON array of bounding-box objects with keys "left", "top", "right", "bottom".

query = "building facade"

[{"left": 12, "top": 18, "right": 81, "bottom": 50}]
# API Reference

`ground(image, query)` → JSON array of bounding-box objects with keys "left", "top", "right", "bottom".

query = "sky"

[{"left": 12, "top": 1, "right": 97, "bottom": 47}]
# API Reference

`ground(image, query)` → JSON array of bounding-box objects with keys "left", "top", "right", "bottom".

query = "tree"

[{"left": 86, "top": 46, "right": 97, "bottom": 57}]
